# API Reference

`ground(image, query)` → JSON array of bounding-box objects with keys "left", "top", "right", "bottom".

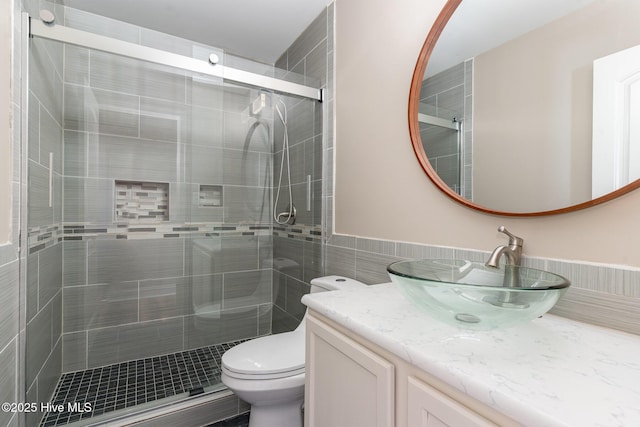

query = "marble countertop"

[{"left": 301, "top": 283, "right": 640, "bottom": 427}]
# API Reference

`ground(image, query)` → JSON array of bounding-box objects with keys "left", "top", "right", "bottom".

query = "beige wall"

[
  {"left": 1, "top": 0, "right": 12, "bottom": 245},
  {"left": 473, "top": 0, "right": 640, "bottom": 212},
  {"left": 334, "top": 0, "right": 640, "bottom": 268}
]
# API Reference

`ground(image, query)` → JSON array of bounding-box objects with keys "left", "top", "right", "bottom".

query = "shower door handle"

[
  {"left": 306, "top": 174, "right": 311, "bottom": 212},
  {"left": 48, "top": 152, "right": 53, "bottom": 207}
]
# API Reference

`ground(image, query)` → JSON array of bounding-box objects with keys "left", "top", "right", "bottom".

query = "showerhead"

[{"left": 251, "top": 93, "right": 267, "bottom": 116}]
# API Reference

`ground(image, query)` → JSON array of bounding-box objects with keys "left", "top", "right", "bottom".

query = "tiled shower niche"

[
  {"left": 199, "top": 184, "right": 223, "bottom": 207},
  {"left": 115, "top": 181, "right": 169, "bottom": 222}
]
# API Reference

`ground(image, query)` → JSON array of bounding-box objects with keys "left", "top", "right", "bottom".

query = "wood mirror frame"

[{"left": 408, "top": 0, "right": 640, "bottom": 216}]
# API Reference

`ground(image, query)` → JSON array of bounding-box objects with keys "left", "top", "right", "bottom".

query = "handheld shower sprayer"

[{"left": 271, "top": 94, "right": 296, "bottom": 225}]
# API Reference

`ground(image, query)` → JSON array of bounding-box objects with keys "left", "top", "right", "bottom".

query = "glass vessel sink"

[{"left": 387, "top": 259, "right": 570, "bottom": 330}]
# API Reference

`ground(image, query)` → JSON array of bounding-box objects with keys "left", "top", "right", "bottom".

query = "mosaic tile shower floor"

[{"left": 40, "top": 340, "right": 245, "bottom": 427}]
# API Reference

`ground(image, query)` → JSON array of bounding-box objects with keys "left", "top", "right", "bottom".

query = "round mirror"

[{"left": 409, "top": 0, "right": 640, "bottom": 216}]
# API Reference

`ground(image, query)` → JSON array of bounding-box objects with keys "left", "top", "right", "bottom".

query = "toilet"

[{"left": 220, "top": 275, "right": 366, "bottom": 427}]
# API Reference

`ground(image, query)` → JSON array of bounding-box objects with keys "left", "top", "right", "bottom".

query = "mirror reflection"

[{"left": 416, "top": 0, "right": 640, "bottom": 213}]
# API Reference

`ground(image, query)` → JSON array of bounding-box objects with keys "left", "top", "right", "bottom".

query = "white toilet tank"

[
  {"left": 294, "top": 276, "right": 366, "bottom": 333},
  {"left": 310, "top": 275, "right": 367, "bottom": 293}
]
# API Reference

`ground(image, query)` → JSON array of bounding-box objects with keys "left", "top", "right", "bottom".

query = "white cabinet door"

[
  {"left": 407, "top": 376, "right": 497, "bottom": 427},
  {"left": 306, "top": 316, "right": 395, "bottom": 427}
]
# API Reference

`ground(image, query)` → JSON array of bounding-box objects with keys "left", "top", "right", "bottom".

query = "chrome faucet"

[
  {"left": 486, "top": 226, "right": 525, "bottom": 299},
  {"left": 485, "top": 226, "right": 523, "bottom": 268}
]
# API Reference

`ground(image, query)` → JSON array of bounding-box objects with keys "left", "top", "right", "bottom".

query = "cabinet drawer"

[{"left": 407, "top": 376, "right": 497, "bottom": 427}]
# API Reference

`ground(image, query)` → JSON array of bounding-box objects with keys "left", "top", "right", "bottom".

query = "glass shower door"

[
  {"left": 24, "top": 5, "right": 323, "bottom": 424},
  {"left": 25, "top": 36, "right": 271, "bottom": 427}
]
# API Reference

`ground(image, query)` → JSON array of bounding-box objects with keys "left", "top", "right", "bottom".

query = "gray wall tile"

[
  {"left": 222, "top": 148, "right": 262, "bottom": 187},
  {"left": 186, "top": 144, "right": 224, "bottom": 184},
  {"left": 0, "top": 260, "right": 19, "bottom": 356},
  {"left": 30, "top": 39, "right": 63, "bottom": 125},
  {"left": 38, "top": 339, "right": 62, "bottom": 404},
  {"left": 87, "top": 238, "right": 184, "bottom": 284},
  {"left": 63, "top": 130, "right": 91, "bottom": 177},
  {"left": 63, "top": 281, "right": 139, "bottom": 332},
  {"left": 549, "top": 287, "right": 640, "bottom": 335},
  {"left": 356, "top": 238, "right": 396, "bottom": 256},
  {"left": 303, "top": 240, "right": 323, "bottom": 283},
  {"left": 187, "top": 104, "right": 225, "bottom": 147},
  {"left": 63, "top": 177, "right": 114, "bottom": 223},
  {"left": 27, "top": 161, "right": 53, "bottom": 227},
  {"left": 217, "top": 236, "right": 261, "bottom": 273},
  {"left": 89, "top": 135, "right": 179, "bottom": 182},
  {"left": 271, "top": 304, "right": 300, "bottom": 334},
  {"left": 223, "top": 186, "right": 271, "bottom": 223},
  {"left": 63, "top": 241, "right": 87, "bottom": 287},
  {"left": 287, "top": 8, "right": 327, "bottom": 69},
  {"left": 284, "top": 100, "right": 315, "bottom": 145},
  {"left": 325, "top": 244, "right": 356, "bottom": 279},
  {"left": 28, "top": 93, "right": 39, "bottom": 163},
  {"left": 25, "top": 381, "right": 38, "bottom": 427},
  {"left": 26, "top": 303, "right": 52, "bottom": 386},
  {"left": 39, "top": 107, "right": 63, "bottom": 173},
  {"left": 306, "top": 39, "right": 328, "bottom": 86},
  {"left": 87, "top": 318, "right": 184, "bottom": 368},
  {"left": 184, "top": 307, "right": 260, "bottom": 350},
  {"left": 139, "top": 277, "right": 189, "bottom": 322},
  {"left": 64, "top": 84, "right": 139, "bottom": 133},
  {"left": 283, "top": 276, "right": 310, "bottom": 322},
  {"left": 62, "top": 332, "right": 87, "bottom": 372},
  {"left": 191, "top": 273, "right": 224, "bottom": 318},
  {"left": 0, "top": 338, "right": 17, "bottom": 427},
  {"left": 186, "top": 76, "right": 225, "bottom": 110},
  {"left": 624, "top": 269, "right": 640, "bottom": 297},
  {"left": 548, "top": 260, "right": 625, "bottom": 295},
  {"left": 140, "top": 114, "right": 179, "bottom": 142},
  {"left": 26, "top": 254, "right": 38, "bottom": 323},
  {"left": 38, "top": 244, "right": 62, "bottom": 308},
  {"left": 64, "top": 45, "right": 89, "bottom": 85},
  {"left": 223, "top": 270, "right": 272, "bottom": 310},
  {"left": 273, "top": 237, "right": 304, "bottom": 281},
  {"left": 355, "top": 250, "right": 401, "bottom": 285}
]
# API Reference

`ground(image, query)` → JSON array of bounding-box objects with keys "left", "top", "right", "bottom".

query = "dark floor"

[
  {"left": 40, "top": 340, "right": 245, "bottom": 427},
  {"left": 209, "top": 412, "right": 250, "bottom": 427}
]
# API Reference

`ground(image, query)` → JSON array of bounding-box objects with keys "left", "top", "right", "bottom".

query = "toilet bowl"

[{"left": 221, "top": 275, "right": 366, "bottom": 427}]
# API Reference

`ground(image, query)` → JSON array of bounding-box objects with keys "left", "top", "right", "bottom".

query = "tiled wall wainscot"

[{"left": 324, "top": 234, "right": 640, "bottom": 336}]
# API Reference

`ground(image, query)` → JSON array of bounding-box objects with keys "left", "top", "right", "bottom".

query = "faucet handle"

[{"left": 497, "top": 226, "right": 523, "bottom": 247}]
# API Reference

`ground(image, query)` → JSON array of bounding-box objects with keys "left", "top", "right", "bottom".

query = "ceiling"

[{"left": 59, "top": 0, "right": 330, "bottom": 64}]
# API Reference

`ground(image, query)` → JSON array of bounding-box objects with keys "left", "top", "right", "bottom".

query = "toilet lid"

[{"left": 222, "top": 330, "right": 305, "bottom": 377}]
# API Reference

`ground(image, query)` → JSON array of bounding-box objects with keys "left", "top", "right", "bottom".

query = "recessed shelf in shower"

[
  {"left": 199, "top": 184, "right": 223, "bottom": 207},
  {"left": 115, "top": 180, "right": 169, "bottom": 222}
]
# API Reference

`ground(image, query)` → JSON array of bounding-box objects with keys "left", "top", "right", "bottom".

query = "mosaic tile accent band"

[
  {"left": 40, "top": 341, "right": 245, "bottom": 427},
  {"left": 28, "top": 222, "right": 323, "bottom": 254}
]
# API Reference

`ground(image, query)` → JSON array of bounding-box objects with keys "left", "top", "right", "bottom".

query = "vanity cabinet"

[
  {"left": 305, "top": 312, "right": 517, "bottom": 427},
  {"left": 305, "top": 313, "right": 395, "bottom": 427},
  {"left": 407, "top": 376, "right": 496, "bottom": 427}
]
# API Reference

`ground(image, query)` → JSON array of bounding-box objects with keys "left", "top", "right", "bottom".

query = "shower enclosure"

[
  {"left": 21, "top": 4, "right": 324, "bottom": 426},
  {"left": 420, "top": 59, "right": 473, "bottom": 200},
  {"left": 418, "top": 112, "right": 463, "bottom": 195}
]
